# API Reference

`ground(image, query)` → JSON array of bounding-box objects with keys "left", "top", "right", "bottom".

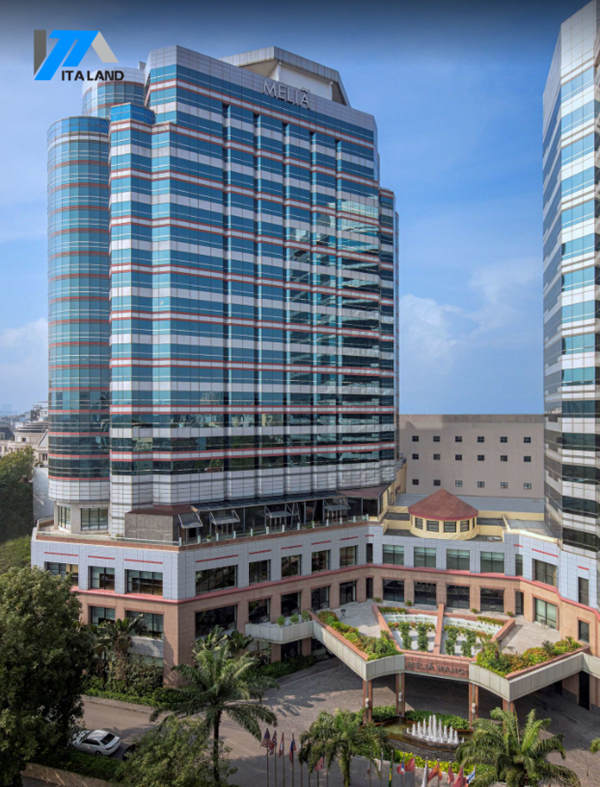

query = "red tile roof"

[{"left": 407, "top": 489, "right": 479, "bottom": 521}]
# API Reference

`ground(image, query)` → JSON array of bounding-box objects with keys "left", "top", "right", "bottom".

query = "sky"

[{"left": 0, "top": 0, "right": 587, "bottom": 414}]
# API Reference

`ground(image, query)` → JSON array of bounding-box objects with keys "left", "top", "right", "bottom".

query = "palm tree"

[
  {"left": 88, "top": 623, "right": 114, "bottom": 685},
  {"left": 153, "top": 643, "right": 278, "bottom": 783},
  {"left": 100, "top": 616, "right": 148, "bottom": 684},
  {"left": 299, "top": 709, "right": 387, "bottom": 787},
  {"left": 227, "top": 629, "right": 254, "bottom": 656},
  {"left": 456, "top": 707, "right": 580, "bottom": 787}
]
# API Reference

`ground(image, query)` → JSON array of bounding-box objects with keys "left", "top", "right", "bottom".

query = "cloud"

[{"left": 0, "top": 319, "right": 48, "bottom": 412}]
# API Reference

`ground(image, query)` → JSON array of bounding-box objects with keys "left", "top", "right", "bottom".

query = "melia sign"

[{"left": 263, "top": 80, "right": 310, "bottom": 109}]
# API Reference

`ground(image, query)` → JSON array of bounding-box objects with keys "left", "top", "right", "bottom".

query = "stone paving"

[{"left": 500, "top": 615, "right": 562, "bottom": 652}]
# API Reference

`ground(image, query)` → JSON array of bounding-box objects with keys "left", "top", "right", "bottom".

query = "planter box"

[{"left": 245, "top": 620, "right": 314, "bottom": 643}]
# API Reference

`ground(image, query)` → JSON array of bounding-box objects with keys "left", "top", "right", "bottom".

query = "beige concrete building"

[{"left": 399, "top": 415, "right": 544, "bottom": 499}]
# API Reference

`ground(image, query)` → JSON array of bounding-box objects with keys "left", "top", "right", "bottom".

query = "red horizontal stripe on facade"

[
  {"left": 196, "top": 554, "right": 239, "bottom": 563},
  {"left": 123, "top": 559, "right": 163, "bottom": 565},
  {"left": 311, "top": 540, "right": 331, "bottom": 545},
  {"left": 249, "top": 549, "right": 271, "bottom": 555},
  {"left": 281, "top": 545, "right": 303, "bottom": 550},
  {"left": 88, "top": 555, "right": 115, "bottom": 560},
  {"left": 578, "top": 566, "right": 589, "bottom": 571},
  {"left": 340, "top": 536, "right": 359, "bottom": 541},
  {"left": 532, "top": 548, "right": 557, "bottom": 558},
  {"left": 44, "top": 551, "right": 78, "bottom": 557}
]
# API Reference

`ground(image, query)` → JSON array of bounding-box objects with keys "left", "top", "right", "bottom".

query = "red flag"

[
  {"left": 270, "top": 731, "right": 277, "bottom": 755},
  {"left": 428, "top": 763, "right": 441, "bottom": 782},
  {"left": 453, "top": 766, "right": 465, "bottom": 787},
  {"left": 315, "top": 756, "right": 324, "bottom": 772},
  {"left": 289, "top": 734, "right": 297, "bottom": 762},
  {"left": 279, "top": 732, "right": 285, "bottom": 757},
  {"left": 405, "top": 757, "right": 415, "bottom": 772},
  {"left": 447, "top": 764, "right": 454, "bottom": 785}
]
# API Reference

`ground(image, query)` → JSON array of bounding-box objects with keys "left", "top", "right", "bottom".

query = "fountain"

[{"left": 404, "top": 714, "right": 465, "bottom": 749}]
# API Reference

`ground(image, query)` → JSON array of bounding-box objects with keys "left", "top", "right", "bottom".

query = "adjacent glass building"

[
  {"left": 48, "top": 47, "right": 400, "bottom": 536},
  {"left": 543, "top": 2, "right": 600, "bottom": 596}
]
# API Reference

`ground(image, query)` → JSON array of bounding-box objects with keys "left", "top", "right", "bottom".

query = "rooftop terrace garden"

[
  {"left": 317, "top": 610, "right": 398, "bottom": 660},
  {"left": 475, "top": 636, "right": 582, "bottom": 676}
]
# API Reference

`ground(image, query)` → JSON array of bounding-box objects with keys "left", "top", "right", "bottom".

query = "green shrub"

[
  {"left": 276, "top": 615, "right": 285, "bottom": 626},
  {"left": 373, "top": 597, "right": 382, "bottom": 603},
  {"left": 37, "top": 749, "right": 121, "bottom": 780},
  {"left": 416, "top": 623, "right": 428, "bottom": 652},
  {"left": 405, "top": 600, "right": 413, "bottom": 607},
  {"left": 475, "top": 637, "right": 581, "bottom": 676},
  {"left": 258, "top": 654, "right": 316, "bottom": 678},
  {"left": 445, "top": 639, "right": 455, "bottom": 656},
  {"left": 301, "top": 610, "right": 311, "bottom": 622},
  {"left": 476, "top": 615, "right": 503, "bottom": 627},
  {"left": 317, "top": 610, "right": 338, "bottom": 626},
  {"left": 405, "top": 710, "right": 469, "bottom": 729},
  {"left": 461, "top": 640, "right": 472, "bottom": 658},
  {"left": 471, "top": 608, "right": 479, "bottom": 614},
  {"left": 506, "top": 611, "right": 515, "bottom": 617},
  {"left": 290, "top": 614, "right": 299, "bottom": 624}
]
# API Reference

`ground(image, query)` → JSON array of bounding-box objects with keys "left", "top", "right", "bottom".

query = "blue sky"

[{"left": 0, "top": 0, "right": 586, "bottom": 414}]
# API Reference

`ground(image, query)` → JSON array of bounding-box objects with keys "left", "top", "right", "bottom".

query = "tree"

[
  {"left": 591, "top": 738, "right": 600, "bottom": 754},
  {"left": 98, "top": 615, "right": 148, "bottom": 684},
  {"left": 456, "top": 707, "right": 580, "bottom": 787},
  {"left": 0, "top": 448, "right": 34, "bottom": 543},
  {"left": 299, "top": 709, "right": 387, "bottom": 787},
  {"left": 117, "top": 716, "right": 235, "bottom": 787},
  {"left": 153, "top": 642, "right": 278, "bottom": 784},
  {"left": 0, "top": 567, "right": 93, "bottom": 786}
]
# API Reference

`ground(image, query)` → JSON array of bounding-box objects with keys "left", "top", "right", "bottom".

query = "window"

[
  {"left": 460, "top": 520, "right": 470, "bottom": 532},
  {"left": 477, "top": 481, "right": 485, "bottom": 489},
  {"left": 383, "top": 579, "right": 404, "bottom": 602},
  {"left": 481, "top": 588, "right": 504, "bottom": 612},
  {"left": 339, "top": 581, "right": 356, "bottom": 605},
  {"left": 524, "top": 483, "right": 532, "bottom": 490},
  {"left": 515, "top": 553, "right": 523, "bottom": 576},
  {"left": 455, "top": 454, "right": 462, "bottom": 461},
  {"left": 433, "top": 479, "right": 441, "bottom": 487},
  {"left": 524, "top": 436, "right": 531, "bottom": 443},
  {"left": 578, "top": 620, "right": 590, "bottom": 643},
  {"left": 515, "top": 591, "right": 524, "bottom": 615},
  {"left": 57, "top": 505, "right": 70, "bottom": 529},
  {"left": 196, "top": 605, "right": 237, "bottom": 638},
  {"left": 447, "top": 585, "right": 470, "bottom": 609},
  {"left": 414, "top": 547, "right": 436, "bottom": 568},
  {"left": 90, "top": 566, "right": 115, "bottom": 591},
  {"left": 579, "top": 577, "right": 590, "bottom": 605},
  {"left": 312, "top": 550, "right": 330, "bottom": 573},
  {"left": 126, "top": 611, "right": 164, "bottom": 639},
  {"left": 426, "top": 519, "right": 439, "bottom": 532},
  {"left": 282, "top": 641, "right": 300, "bottom": 659},
  {"left": 281, "top": 592, "right": 300, "bottom": 616},
  {"left": 45, "top": 562, "right": 78, "bottom": 585},
  {"left": 433, "top": 454, "right": 441, "bottom": 461},
  {"left": 281, "top": 555, "right": 302, "bottom": 578},
  {"left": 446, "top": 550, "right": 470, "bottom": 571},
  {"left": 413, "top": 517, "right": 424, "bottom": 530},
  {"left": 455, "top": 436, "right": 462, "bottom": 443},
  {"left": 366, "top": 577, "right": 373, "bottom": 598},
  {"left": 455, "top": 480, "right": 463, "bottom": 488},
  {"left": 443, "top": 521, "right": 457, "bottom": 533},
  {"left": 412, "top": 453, "right": 419, "bottom": 460},
  {"left": 500, "top": 436, "right": 507, "bottom": 443},
  {"left": 366, "top": 543, "right": 373, "bottom": 564},
  {"left": 481, "top": 552, "right": 504, "bottom": 574},
  {"left": 524, "top": 456, "right": 531, "bottom": 463},
  {"left": 412, "top": 435, "right": 419, "bottom": 442},
  {"left": 500, "top": 455, "right": 508, "bottom": 462},
  {"left": 90, "top": 607, "right": 115, "bottom": 626},
  {"left": 196, "top": 565, "right": 237, "bottom": 594},
  {"left": 477, "top": 436, "right": 485, "bottom": 443},
  {"left": 248, "top": 598, "right": 270, "bottom": 624},
  {"left": 477, "top": 455, "right": 485, "bottom": 461},
  {"left": 533, "top": 559, "right": 557, "bottom": 587},
  {"left": 81, "top": 508, "right": 108, "bottom": 531},
  {"left": 433, "top": 435, "right": 440, "bottom": 442},
  {"left": 126, "top": 570, "right": 163, "bottom": 596},
  {"left": 500, "top": 482, "right": 508, "bottom": 489},
  {"left": 340, "top": 546, "right": 357, "bottom": 567},
  {"left": 534, "top": 598, "right": 557, "bottom": 628},
  {"left": 412, "top": 479, "right": 420, "bottom": 486},
  {"left": 383, "top": 544, "right": 404, "bottom": 565},
  {"left": 414, "top": 582, "right": 437, "bottom": 605},
  {"left": 311, "top": 586, "right": 329, "bottom": 610},
  {"left": 249, "top": 560, "right": 271, "bottom": 584}
]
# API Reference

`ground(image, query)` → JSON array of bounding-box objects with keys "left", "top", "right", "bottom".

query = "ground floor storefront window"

[
  {"left": 339, "top": 581, "right": 356, "bottom": 605},
  {"left": 383, "top": 579, "right": 404, "bottom": 602},
  {"left": 480, "top": 588, "right": 504, "bottom": 612},
  {"left": 311, "top": 586, "right": 329, "bottom": 610},
  {"left": 446, "top": 584, "right": 470, "bottom": 609},
  {"left": 414, "top": 582, "right": 436, "bottom": 606},
  {"left": 281, "top": 592, "right": 300, "bottom": 617},
  {"left": 196, "top": 605, "right": 237, "bottom": 638}
]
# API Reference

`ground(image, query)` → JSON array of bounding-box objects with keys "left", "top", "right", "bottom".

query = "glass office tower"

[
  {"left": 48, "top": 47, "right": 399, "bottom": 536},
  {"left": 543, "top": 2, "right": 600, "bottom": 598}
]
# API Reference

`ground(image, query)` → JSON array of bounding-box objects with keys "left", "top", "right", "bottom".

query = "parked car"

[{"left": 72, "top": 729, "right": 121, "bottom": 757}]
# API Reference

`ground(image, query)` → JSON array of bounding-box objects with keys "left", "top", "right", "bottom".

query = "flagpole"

[
  {"left": 283, "top": 741, "right": 286, "bottom": 787},
  {"left": 267, "top": 749, "right": 270, "bottom": 787},
  {"left": 380, "top": 745, "right": 384, "bottom": 787},
  {"left": 275, "top": 748, "right": 278, "bottom": 787}
]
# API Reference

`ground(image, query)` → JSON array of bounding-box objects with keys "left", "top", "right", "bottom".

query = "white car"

[{"left": 72, "top": 729, "right": 121, "bottom": 757}]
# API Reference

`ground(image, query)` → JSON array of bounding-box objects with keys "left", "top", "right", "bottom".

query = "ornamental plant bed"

[
  {"left": 316, "top": 610, "right": 398, "bottom": 660},
  {"left": 475, "top": 636, "right": 582, "bottom": 676}
]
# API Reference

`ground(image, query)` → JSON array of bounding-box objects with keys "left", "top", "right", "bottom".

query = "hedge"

[
  {"left": 37, "top": 749, "right": 121, "bottom": 780},
  {"left": 258, "top": 654, "right": 316, "bottom": 678}
]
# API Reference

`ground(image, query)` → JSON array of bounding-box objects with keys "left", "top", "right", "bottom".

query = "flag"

[
  {"left": 388, "top": 759, "right": 393, "bottom": 786},
  {"left": 452, "top": 766, "right": 465, "bottom": 787},
  {"left": 428, "top": 763, "right": 441, "bottom": 782},
  {"left": 270, "top": 731, "right": 277, "bottom": 755},
  {"left": 466, "top": 767, "right": 476, "bottom": 784},
  {"left": 405, "top": 757, "right": 415, "bottom": 772},
  {"left": 279, "top": 732, "right": 285, "bottom": 757},
  {"left": 261, "top": 729, "right": 271, "bottom": 750},
  {"left": 397, "top": 757, "right": 405, "bottom": 775},
  {"left": 315, "top": 756, "right": 324, "bottom": 772},
  {"left": 446, "top": 764, "right": 454, "bottom": 785},
  {"left": 289, "top": 734, "right": 297, "bottom": 763}
]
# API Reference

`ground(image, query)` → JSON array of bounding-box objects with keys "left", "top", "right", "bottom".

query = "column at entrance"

[
  {"left": 468, "top": 683, "right": 479, "bottom": 727},
  {"left": 395, "top": 673, "right": 406, "bottom": 718}
]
